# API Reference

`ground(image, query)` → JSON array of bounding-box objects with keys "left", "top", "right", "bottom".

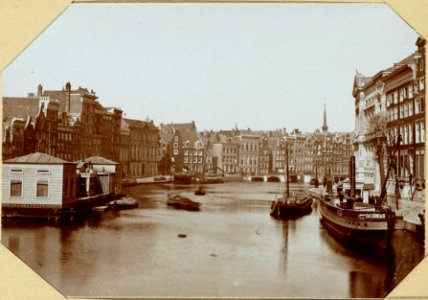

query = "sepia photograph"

[{"left": 0, "top": 1, "right": 427, "bottom": 299}]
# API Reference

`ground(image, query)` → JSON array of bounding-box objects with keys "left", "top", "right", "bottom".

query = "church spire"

[{"left": 322, "top": 103, "right": 328, "bottom": 133}]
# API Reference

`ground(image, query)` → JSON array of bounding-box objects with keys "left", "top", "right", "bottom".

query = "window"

[
  {"left": 10, "top": 169, "right": 23, "bottom": 173},
  {"left": 10, "top": 180, "right": 22, "bottom": 197},
  {"left": 415, "top": 99, "right": 420, "bottom": 114},
  {"left": 174, "top": 136, "right": 178, "bottom": 142},
  {"left": 173, "top": 149, "right": 178, "bottom": 155},
  {"left": 393, "top": 91, "right": 398, "bottom": 104},
  {"left": 37, "top": 169, "right": 50, "bottom": 174},
  {"left": 409, "top": 101, "right": 414, "bottom": 116},
  {"left": 173, "top": 142, "right": 178, "bottom": 149},
  {"left": 416, "top": 123, "right": 420, "bottom": 143},
  {"left": 409, "top": 84, "right": 413, "bottom": 98},
  {"left": 420, "top": 77, "right": 425, "bottom": 90},
  {"left": 404, "top": 126, "right": 408, "bottom": 145},
  {"left": 36, "top": 180, "right": 49, "bottom": 197}
]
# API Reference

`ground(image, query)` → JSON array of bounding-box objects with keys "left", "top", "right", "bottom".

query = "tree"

[
  {"left": 368, "top": 112, "right": 405, "bottom": 208},
  {"left": 367, "top": 112, "right": 389, "bottom": 189}
]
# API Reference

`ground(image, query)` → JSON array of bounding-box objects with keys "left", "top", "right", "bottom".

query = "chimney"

[
  {"left": 37, "top": 84, "right": 43, "bottom": 97},
  {"left": 65, "top": 82, "right": 71, "bottom": 113}
]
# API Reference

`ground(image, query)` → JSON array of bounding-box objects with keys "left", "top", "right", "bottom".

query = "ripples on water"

[{"left": 1, "top": 181, "right": 424, "bottom": 298}]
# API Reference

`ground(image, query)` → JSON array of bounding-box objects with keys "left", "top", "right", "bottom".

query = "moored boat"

[
  {"left": 270, "top": 192, "right": 313, "bottom": 219},
  {"left": 200, "top": 175, "right": 224, "bottom": 184},
  {"left": 167, "top": 193, "right": 200, "bottom": 211},
  {"left": 269, "top": 139, "right": 312, "bottom": 219},
  {"left": 318, "top": 194, "right": 395, "bottom": 252},
  {"left": 194, "top": 185, "right": 206, "bottom": 196},
  {"left": 109, "top": 196, "right": 138, "bottom": 210},
  {"left": 173, "top": 174, "right": 194, "bottom": 184},
  {"left": 318, "top": 155, "right": 396, "bottom": 253}
]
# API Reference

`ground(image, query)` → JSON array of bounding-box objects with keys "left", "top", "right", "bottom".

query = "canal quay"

[{"left": 1, "top": 181, "right": 424, "bottom": 298}]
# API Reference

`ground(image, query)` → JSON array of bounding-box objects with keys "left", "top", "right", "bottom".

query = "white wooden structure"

[
  {"left": 76, "top": 156, "right": 122, "bottom": 195},
  {"left": 2, "top": 152, "right": 77, "bottom": 209}
]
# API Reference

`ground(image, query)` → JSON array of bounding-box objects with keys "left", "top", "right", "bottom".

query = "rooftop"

[
  {"left": 76, "top": 156, "right": 118, "bottom": 165},
  {"left": 4, "top": 152, "right": 71, "bottom": 164}
]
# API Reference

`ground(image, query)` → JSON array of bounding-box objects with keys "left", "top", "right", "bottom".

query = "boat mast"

[
  {"left": 286, "top": 138, "right": 289, "bottom": 198},
  {"left": 350, "top": 156, "right": 356, "bottom": 198}
]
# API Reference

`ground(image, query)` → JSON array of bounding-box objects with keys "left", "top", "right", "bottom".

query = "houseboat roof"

[
  {"left": 4, "top": 152, "right": 72, "bottom": 164},
  {"left": 76, "top": 156, "right": 118, "bottom": 165}
]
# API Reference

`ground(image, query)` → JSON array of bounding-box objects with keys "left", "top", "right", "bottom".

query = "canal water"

[{"left": 1, "top": 181, "right": 425, "bottom": 298}]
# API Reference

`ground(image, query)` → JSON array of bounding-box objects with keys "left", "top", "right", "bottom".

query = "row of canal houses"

[
  {"left": 2, "top": 82, "right": 160, "bottom": 180},
  {"left": 3, "top": 81, "right": 353, "bottom": 183},
  {"left": 159, "top": 119, "right": 354, "bottom": 182},
  {"left": 2, "top": 82, "right": 353, "bottom": 218}
]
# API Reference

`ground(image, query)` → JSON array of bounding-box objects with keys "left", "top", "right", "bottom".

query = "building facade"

[
  {"left": 353, "top": 37, "right": 425, "bottom": 199},
  {"left": 160, "top": 121, "right": 204, "bottom": 175}
]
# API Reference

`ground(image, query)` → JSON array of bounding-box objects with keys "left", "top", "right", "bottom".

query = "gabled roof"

[
  {"left": 180, "top": 129, "right": 203, "bottom": 147},
  {"left": 4, "top": 152, "right": 71, "bottom": 164},
  {"left": 160, "top": 121, "right": 199, "bottom": 144},
  {"left": 76, "top": 156, "right": 118, "bottom": 165},
  {"left": 42, "top": 90, "right": 67, "bottom": 112},
  {"left": 2, "top": 97, "right": 40, "bottom": 121},
  {"left": 124, "top": 118, "right": 159, "bottom": 131},
  {"left": 160, "top": 122, "right": 196, "bottom": 134},
  {"left": 159, "top": 131, "right": 174, "bottom": 144}
]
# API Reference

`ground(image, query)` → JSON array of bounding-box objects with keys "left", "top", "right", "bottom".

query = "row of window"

[
  {"left": 387, "top": 97, "right": 425, "bottom": 121},
  {"left": 223, "top": 147, "right": 238, "bottom": 154},
  {"left": 10, "top": 180, "right": 49, "bottom": 198},
  {"left": 387, "top": 78, "right": 425, "bottom": 107},
  {"left": 183, "top": 157, "right": 203, "bottom": 164},
  {"left": 388, "top": 121, "right": 425, "bottom": 145},
  {"left": 241, "top": 143, "right": 259, "bottom": 151}
]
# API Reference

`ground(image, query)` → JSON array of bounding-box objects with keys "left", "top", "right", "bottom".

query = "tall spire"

[{"left": 322, "top": 103, "right": 328, "bottom": 133}]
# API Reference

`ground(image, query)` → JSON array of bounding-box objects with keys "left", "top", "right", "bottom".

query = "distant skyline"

[{"left": 2, "top": 3, "right": 420, "bottom": 133}]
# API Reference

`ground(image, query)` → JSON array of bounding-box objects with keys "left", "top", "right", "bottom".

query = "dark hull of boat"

[
  {"left": 112, "top": 203, "right": 138, "bottom": 210},
  {"left": 109, "top": 197, "right": 139, "bottom": 210},
  {"left": 270, "top": 197, "right": 313, "bottom": 219},
  {"left": 200, "top": 177, "right": 224, "bottom": 184},
  {"left": 319, "top": 199, "right": 394, "bottom": 252},
  {"left": 121, "top": 179, "right": 138, "bottom": 187},
  {"left": 173, "top": 175, "right": 193, "bottom": 184},
  {"left": 167, "top": 195, "right": 200, "bottom": 211}
]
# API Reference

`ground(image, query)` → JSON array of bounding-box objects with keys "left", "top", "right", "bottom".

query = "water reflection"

[{"left": 1, "top": 182, "right": 424, "bottom": 298}]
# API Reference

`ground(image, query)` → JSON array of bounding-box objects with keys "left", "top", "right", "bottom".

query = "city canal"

[{"left": 1, "top": 181, "right": 424, "bottom": 298}]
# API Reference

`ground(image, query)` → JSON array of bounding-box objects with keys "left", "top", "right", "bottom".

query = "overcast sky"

[{"left": 2, "top": 3, "right": 420, "bottom": 132}]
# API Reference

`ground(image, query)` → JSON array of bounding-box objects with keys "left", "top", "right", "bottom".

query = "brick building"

[{"left": 160, "top": 121, "right": 204, "bottom": 175}]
